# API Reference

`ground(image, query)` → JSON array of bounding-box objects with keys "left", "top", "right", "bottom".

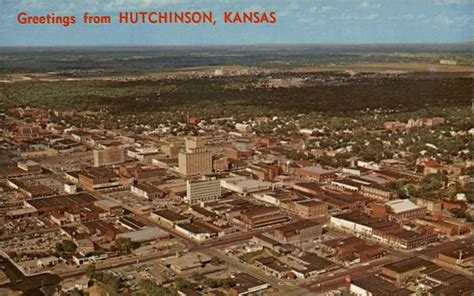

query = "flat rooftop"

[
  {"left": 27, "top": 192, "right": 97, "bottom": 210},
  {"left": 352, "top": 275, "right": 412, "bottom": 295},
  {"left": 275, "top": 219, "right": 320, "bottom": 234},
  {"left": 383, "top": 257, "right": 433, "bottom": 274},
  {"left": 385, "top": 199, "right": 424, "bottom": 214},
  {"left": 153, "top": 209, "right": 188, "bottom": 221},
  {"left": 117, "top": 227, "right": 168, "bottom": 242},
  {"left": 302, "top": 166, "right": 335, "bottom": 174}
]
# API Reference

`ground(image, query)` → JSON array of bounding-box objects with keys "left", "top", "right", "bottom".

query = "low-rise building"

[
  {"left": 6, "top": 207, "right": 38, "bottom": 219},
  {"left": 73, "top": 253, "right": 108, "bottom": 265},
  {"left": 240, "top": 206, "right": 289, "bottom": 229},
  {"left": 254, "top": 256, "right": 289, "bottom": 278},
  {"left": 350, "top": 274, "right": 412, "bottom": 295},
  {"left": 94, "top": 199, "right": 123, "bottom": 216},
  {"left": 78, "top": 167, "right": 121, "bottom": 191},
  {"left": 371, "top": 199, "right": 426, "bottom": 221},
  {"left": 292, "top": 182, "right": 322, "bottom": 196},
  {"left": 287, "top": 252, "right": 339, "bottom": 278},
  {"left": 330, "top": 211, "right": 437, "bottom": 249},
  {"left": 131, "top": 183, "right": 163, "bottom": 199},
  {"left": 229, "top": 273, "right": 271, "bottom": 296},
  {"left": 150, "top": 209, "right": 190, "bottom": 227},
  {"left": 360, "top": 184, "right": 397, "bottom": 201},
  {"left": 117, "top": 227, "right": 169, "bottom": 243},
  {"left": 165, "top": 252, "right": 212, "bottom": 273},
  {"left": 295, "top": 166, "right": 337, "bottom": 182},
  {"left": 247, "top": 163, "right": 280, "bottom": 180},
  {"left": 436, "top": 245, "right": 473, "bottom": 275},
  {"left": 415, "top": 217, "right": 471, "bottom": 236},
  {"left": 273, "top": 219, "right": 322, "bottom": 244},
  {"left": 415, "top": 197, "right": 443, "bottom": 213},
  {"left": 282, "top": 198, "right": 327, "bottom": 218},
  {"left": 221, "top": 177, "right": 276, "bottom": 196},
  {"left": 175, "top": 222, "right": 219, "bottom": 242},
  {"left": 380, "top": 257, "right": 434, "bottom": 285},
  {"left": 321, "top": 236, "right": 386, "bottom": 265},
  {"left": 37, "top": 256, "right": 59, "bottom": 267}
]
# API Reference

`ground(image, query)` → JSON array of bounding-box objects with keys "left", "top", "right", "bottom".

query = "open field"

[
  {"left": 289, "top": 62, "right": 473, "bottom": 73},
  {"left": 1, "top": 44, "right": 472, "bottom": 77}
]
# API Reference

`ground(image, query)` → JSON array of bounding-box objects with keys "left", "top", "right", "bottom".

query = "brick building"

[
  {"left": 240, "top": 206, "right": 289, "bottom": 229},
  {"left": 273, "top": 219, "right": 322, "bottom": 244}
]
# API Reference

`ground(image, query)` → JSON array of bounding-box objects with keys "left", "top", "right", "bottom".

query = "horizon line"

[{"left": 1, "top": 41, "right": 473, "bottom": 48}]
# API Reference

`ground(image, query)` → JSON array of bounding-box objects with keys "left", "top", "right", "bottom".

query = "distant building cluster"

[{"left": 384, "top": 117, "right": 445, "bottom": 130}]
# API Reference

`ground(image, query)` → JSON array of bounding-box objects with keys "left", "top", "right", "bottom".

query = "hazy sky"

[{"left": 1, "top": 0, "right": 473, "bottom": 46}]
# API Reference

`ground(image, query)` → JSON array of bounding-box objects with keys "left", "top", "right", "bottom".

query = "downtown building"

[
  {"left": 185, "top": 179, "right": 221, "bottom": 204},
  {"left": 93, "top": 147, "right": 125, "bottom": 167},
  {"left": 178, "top": 148, "right": 212, "bottom": 176},
  {"left": 330, "top": 211, "right": 437, "bottom": 250}
]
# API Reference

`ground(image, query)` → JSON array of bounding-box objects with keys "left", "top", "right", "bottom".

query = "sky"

[{"left": 0, "top": 0, "right": 473, "bottom": 46}]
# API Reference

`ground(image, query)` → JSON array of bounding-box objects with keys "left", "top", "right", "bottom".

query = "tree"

[
  {"left": 191, "top": 271, "right": 203, "bottom": 281},
  {"left": 420, "top": 173, "right": 447, "bottom": 193},
  {"left": 85, "top": 263, "right": 96, "bottom": 280},
  {"left": 55, "top": 240, "right": 77, "bottom": 258},
  {"left": 97, "top": 272, "right": 121, "bottom": 296},
  {"left": 175, "top": 278, "right": 194, "bottom": 291},
  {"left": 203, "top": 278, "right": 236, "bottom": 289},
  {"left": 403, "top": 184, "right": 418, "bottom": 198},
  {"left": 114, "top": 237, "right": 133, "bottom": 255},
  {"left": 317, "top": 155, "right": 335, "bottom": 167},
  {"left": 203, "top": 278, "right": 219, "bottom": 288},
  {"left": 142, "top": 281, "right": 172, "bottom": 296},
  {"left": 56, "top": 240, "right": 77, "bottom": 252}
]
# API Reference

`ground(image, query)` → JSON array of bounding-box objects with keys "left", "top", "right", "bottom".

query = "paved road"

[
  {"left": 82, "top": 189, "right": 307, "bottom": 293},
  {"left": 201, "top": 247, "right": 298, "bottom": 295},
  {"left": 414, "top": 237, "right": 472, "bottom": 259},
  {"left": 60, "top": 251, "right": 176, "bottom": 279}
]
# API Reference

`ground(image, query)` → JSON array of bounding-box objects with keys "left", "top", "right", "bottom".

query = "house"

[{"left": 421, "top": 159, "right": 440, "bottom": 175}]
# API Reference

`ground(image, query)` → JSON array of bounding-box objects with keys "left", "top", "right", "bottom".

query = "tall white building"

[{"left": 186, "top": 179, "right": 221, "bottom": 204}]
